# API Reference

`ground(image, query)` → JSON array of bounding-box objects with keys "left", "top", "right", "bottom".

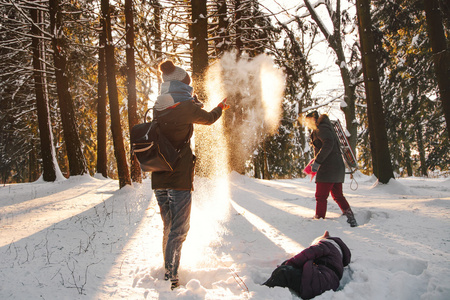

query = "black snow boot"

[
  {"left": 170, "top": 278, "right": 179, "bottom": 290},
  {"left": 164, "top": 270, "right": 170, "bottom": 281},
  {"left": 171, "top": 279, "right": 179, "bottom": 290},
  {"left": 344, "top": 209, "right": 358, "bottom": 227}
]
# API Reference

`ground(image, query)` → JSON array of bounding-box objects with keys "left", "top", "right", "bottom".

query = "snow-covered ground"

[{"left": 1, "top": 172, "right": 449, "bottom": 299}]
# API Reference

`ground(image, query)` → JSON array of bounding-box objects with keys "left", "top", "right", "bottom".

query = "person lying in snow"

[{"left": 263, "top": 231, "right": 351, "bottom": 299}]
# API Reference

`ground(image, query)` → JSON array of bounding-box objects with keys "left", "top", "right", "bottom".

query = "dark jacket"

[
  {"left": 311, "top": 115, "right": 345, "bottom": 183},
  {"left": 285, "top": 237, "right": 351, "bottom": 299},
  {"left": 151, "top": 100, "right": 222, "bottom": 190}
]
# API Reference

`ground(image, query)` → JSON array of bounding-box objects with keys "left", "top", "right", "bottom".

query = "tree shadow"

[{"left": 0, "top": 179, "right": 152, "bottom": 298}]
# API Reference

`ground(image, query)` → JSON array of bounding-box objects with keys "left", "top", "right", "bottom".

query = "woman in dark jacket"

[
  {"left": 305, "top": 111, "right": 357, "bottom": 227},
  {"left": 264, "top": 231, "right": 351, "bottom": 299},
  {"left": 152, "top": 60, "right": 229, "bottom": 289}
]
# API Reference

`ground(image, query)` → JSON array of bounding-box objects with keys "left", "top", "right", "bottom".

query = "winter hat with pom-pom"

[{"left": 159, "top": 60, "right": 190, "bottom": 84}]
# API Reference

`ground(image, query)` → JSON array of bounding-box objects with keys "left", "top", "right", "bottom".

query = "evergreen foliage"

[
  {"left": 0, "top": 3, "right": 42, "bottom": 182},
  {"left": 372, "top": 0, "right": 449, "bottom": 176}
]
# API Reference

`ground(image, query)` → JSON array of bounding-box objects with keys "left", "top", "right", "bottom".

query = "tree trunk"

[
  {"left": 263, "top": 141, "right": 270, "bottom": 180},
  {"left": 125, "top": 0, "right": 142, "bottom": 183},
  {"left": 217, "top": 0, "right": 229, "bottom": 54},
  {"left": 403, "top": 140, "right": 413, "bottom": 177},
  {"left": 235, "top": 0, "right": 243, "bottom": 54},
  {"left": 31, "top": 6, "right": 57, "bottom": 182},
  {"left": 28, "top": 146, "right": 40, "bottom": 182},
  {"left": 97, "top": 22, "right": 108, "bottom": 178},
  {"left": 191, "top": 0, "right": 208, "bottom": 98},
  {"left": 254, "top": 154, "right": 261, "bottom": 179},
  {"left": 101, "top": 0, "right": 131, "bottom": 188},
  {"left": 415, "top": 123, "right": 428, "bottom": 177},
  {"left": 424, "top": 0, "right": 450, "bottom": 134},
  {"left": 154, "top": 0, "right": 163, "bottom": 90},
  {"left": 49, "top": 0, "right": 88, "bottom": 176},
  {"left": 191, "top": 0, "right": 211, "bottom": 176},
  {"left": 223, "top": 1, "right": 247, "bottom": 174},
  {"left": 356, "top": 0, "right": 394, "bottom": 183}
]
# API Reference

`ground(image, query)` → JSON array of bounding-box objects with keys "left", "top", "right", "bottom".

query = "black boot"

[
  {"left": 171, "top": 279, "right": 179, "bottom": 290},
  {"left": 344, "top": 209, "right": 358, "bottom": 227},
  {"left": 164, "top": 270, "right": 170, "bottom": 281}
]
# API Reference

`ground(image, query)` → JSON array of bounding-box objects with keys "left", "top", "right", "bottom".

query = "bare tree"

[{"left": 302, "top": 0, "right": 361, "bottom": 152}]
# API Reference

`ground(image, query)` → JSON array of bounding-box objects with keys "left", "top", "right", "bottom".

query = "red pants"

[{"left": 315, "top": 182, "right": 350, "bottom": 218}]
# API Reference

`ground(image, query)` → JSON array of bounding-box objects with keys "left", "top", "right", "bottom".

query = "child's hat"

[{"left": 159, "top": 60, "right": 188, "bottom": 82}]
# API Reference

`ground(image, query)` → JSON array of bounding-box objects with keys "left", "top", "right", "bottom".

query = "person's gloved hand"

[
  {"left": 311, "top": 161, "right": 320, "bottom": 172},
  {"left": 218, "top": 98, "right": 230, "bottom": 111}
]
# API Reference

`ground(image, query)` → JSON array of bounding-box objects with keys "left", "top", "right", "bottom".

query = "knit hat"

[{"left": 159, "top": 60, "right": 189, "bottom": 83}]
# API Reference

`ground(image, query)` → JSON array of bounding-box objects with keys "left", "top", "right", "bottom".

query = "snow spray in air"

[
  {"left": 217, "top": 51, "right": 285, "bottom": 173},
  {"left": 183, "top": 51, "right": 285, "bottom": 268}
]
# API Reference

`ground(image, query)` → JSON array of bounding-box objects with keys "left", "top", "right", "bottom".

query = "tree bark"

[
  {"left": 154, "top": 0, "right": 163, "bottom": 90},
  {"left": 356, "top": 0, "right": 394, "bottom": 183},
  {"left": 49, "top": 0, "right": 88, "bottom": 176},
  {"left": 415, "top": 123, "right": 428, "bottom": 177},
  {"left": 191, "top": 0, "right": 208, "bottom": 98},
  {"left": 235, "top": 0, "right": 243, "bottom": 55},
  {"left": 423, "top": 0, "right": 450, "bottom": 134},
  {"left": 101, "top": 0, "right": 131, "bottom": 188},
  {"left": 97, "top": 22, "right": 108, "bottom": 178},
  {"left": 403, "top": 140, "right": 413, "bottom": 177},
  {"left": 191, "top": 0, "right": 212, "bottom": 176},
  {"left": 217, "top": 0, "right": 229, "bottom": 53},
  {"left": 125, "top": 0, "right": 142, "bottom": 183},
  {"left": 31, "top": 6, "right": 57, "bottom": 182}
]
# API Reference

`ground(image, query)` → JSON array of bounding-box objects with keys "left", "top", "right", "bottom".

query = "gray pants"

[{"left": 155, "top": 189, "right": 192, "bottom": 281}]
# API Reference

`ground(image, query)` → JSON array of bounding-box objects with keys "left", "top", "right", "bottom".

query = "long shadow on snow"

[
  {"left": 0, "top": 181, "right": 153, "bottom": 298},
  {"left": 0, "top": 176, "right": 114, "bottom": 209},
  {"left": 227, "top": 178, "right": 346, "bottom": 246}
]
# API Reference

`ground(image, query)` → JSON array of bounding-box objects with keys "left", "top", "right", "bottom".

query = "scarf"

[{"left": 154, "top": 81, "right": 194, "bottom": 111}]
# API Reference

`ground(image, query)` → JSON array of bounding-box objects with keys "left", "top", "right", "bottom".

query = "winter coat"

[
  {"left": 311, "top": 114, "right": 345, "bottom": 183},
  {"left": 151, "top": 87, "right": 222, "bottom": 190},
  {"left": 285, "top": 237, "right": 351, "bottom": 299}
]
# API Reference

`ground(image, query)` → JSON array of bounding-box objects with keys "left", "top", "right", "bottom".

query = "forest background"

[{"left": 0, "top": 0, "right": 449, "bottom": 186}]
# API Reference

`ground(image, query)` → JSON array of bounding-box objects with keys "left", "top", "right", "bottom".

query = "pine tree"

[
  {"left": 356, "top": 0, "right": 394, "bottom": 183},
  {"left": 372, "top": 0, "right": 449, "bottom": 176},
  {"left": 31, "top": 5, "right": 57, "bottom": 182},
  {"left": 0, "top": 2, "right": 40, "bottom": 182}
]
